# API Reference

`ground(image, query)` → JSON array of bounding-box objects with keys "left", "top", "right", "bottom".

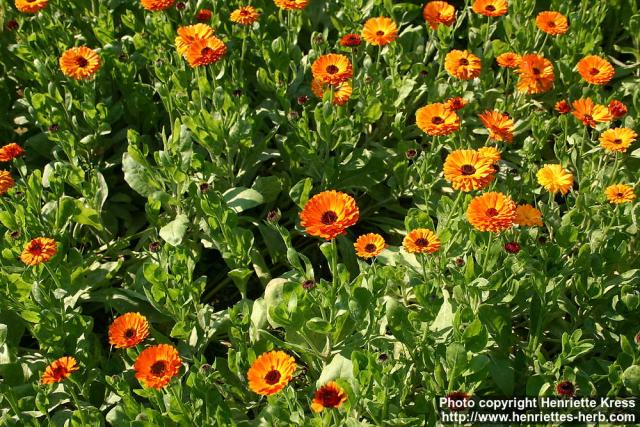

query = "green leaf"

[
  {"left": 289, "top": 178, "right": 313, "bottom": 208},
  {"left": 306, "top": 318, "right": 333, "bottom": 334},
  {"left": 223, "top": 187, "right": 264, "bottom": 213},
  {"left": 159, "top": 214, "right": 189, "bottom": 246},
  {"left": 317, "top": 354, "right": 353, "bottom": 387},
  {"left": 622, "top": 365, "right": 640, "bottom": 394}
]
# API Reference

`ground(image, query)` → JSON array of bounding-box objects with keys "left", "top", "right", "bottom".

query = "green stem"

[
  {"left": 67, "top": 383, "right": 87, "bottom": 426},
  {"left": 482, "top": 232, "right": 494, "bottom": 273}
]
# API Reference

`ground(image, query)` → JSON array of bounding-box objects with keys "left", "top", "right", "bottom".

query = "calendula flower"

[
  {"left": 571, "top": 98, "right": 612, "bottom": 128},
  {"left": 195, "top": 9, "right": 212, "bottom": 22},
  {"left": 311, "top": 79, "right": 352, "bottom": 106},
  {"left": 445, "top": 50, "right": 482, "bottom": 80},
  {"left": 446, "top": 97, "right": 466, "bottom": 111},
  {"left": 185, "top": 36, "right": 227, "bottom": 67},
  {"left": 416, "top": 103, "right": 461, "bottom": 136},
  {"left": 15, "top": 0, "right": 48, "bottom": 13},
  {"left": 443, "top": 150, "right": 495, "bottom": 192},
  {"left": 599, "top": 128, "right": 637, "bottom": 153},
  {"left": 496, "top": 52, "right": 521, "bottom": 68},
  {"left": 504, "top": 241, "right": 520, "bottom": 254},
  {"left": 20, "top": 237, "right": 57, "bottom": 266},
  {"left": 247, "top": 351, "right": 296, "bottom": 395},
  {"left": 403, "top": 229, "right": 441, "bottom": 254},
  {"left": 514, "top": 204, "right": 543, "bottom": 227},
  {"left": 535, "top": 11, "right": 568, "bottom": 35},
  {"left": 311, "top": 381, "right": 348, "bottom": 413},
  {"left": 299, "top": 191, "right": 359, "bottom": 240},
  {"left": 108, "top": 312, "right": 150, "bottom": 349},
  {"left": 472, "top": 0, "right": 508, "bottom": 17},
  {"left": 608, "top": 100, "right": 627, "bottom": 119},
  {"left": 516, "top": 54, "right": 554, "bottom": 94},
  {"left": 230, "top": 6, "right": 260, "bottom": 25},
  {"left": 134, "top": 344, "right": 182, "bottom": 389},
  {"left": 273, "top": 0, "right": 308, "bottom": 10},
  {"left": 555, "top": 100, "right": 570, "bottom": 114},
  {"left": 537, "top": 164, "right": 573, "bottom": 195},
  {"left": 477, "top": 146, "right": 501, "bottom": 164},
  {"left": 445, "top": 391, "right": 471, "bottom": 412},
  {"left": 556, "top": 380, "right": 575, "bottom": 397},
  {"left": 605, "top": 184, "right": 636, "bottom": 204},
  {"left": 340, "top": 34, "right": 362, "bottom": 47},
  {"left": 311, "top": 54, "right": 353, "bottom": 86},
  {"left": 362, "top": 17, "right": 398, "bottom": 46},
  {"left": 467, "top": 192, "right": 516, "bottom": 233},
  {"left": 0, "top": 143, "right": 24, "bottom": 162},
  {"left": 577, "top": 55, "right": 614, "bottom": 85},
  {"left": 41, "top": 356, "right": 79, "bottom": 384},
  {"left": 59, "top": 47, "right": 101, "bottom": 80},
  {"left": 175, "top": 24, "right": 215, "bottom": 56},
  {"left": 140, "top": 0, "right": 174, "bottom": 11},
  {"left": 478, "top": 110, "right": 514, "bottom": 143},
  {"left": 0, "top": 171, "right": 15, "bottom": 195},
  {"left": 354, "top": 233, "right": 386, "bottom": 259},
  {"left": 422, "top": 1, "right": 456, "bottom": 30}
]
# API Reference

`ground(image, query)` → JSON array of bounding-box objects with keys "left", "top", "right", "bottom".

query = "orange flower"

[
  {"left": 478, "top": 110, "right": 514, "bottom": 143},
  {"left": 195, "top": 9, "right": 212, "bottom": 22},
  {"left": 599, "top": 128, "right": 637, "bottom": 153},
  {"left": 416, "top": 103, "right": 461, "bottom": 136},
  {"left": 108, "top": 312, "right": 150, "bottom": 349},
  {"left": 134, "top": 344, "right": 182, "bottom": 389},
  {"left": 403, "top": 229, "right": 440, "bottom": 254},
  {"left": 577, "top": 55, "right": 614, "bottom": 85},
  {"left": 605, "top": 184, "right": 636, "bottom": 204},
  {"left": 15, "top": 0, "right": 48, "bottom": 13},
  {"left": 354, "top": 233, "right": 387, "bottom": 259},
  {"left": 0, "top": 170, "right": 15, "bottom": 195},
  {"left": 247, "top": 350, "right": 296, "bottom": 395},
  {"left": 496, "top": 52, "right": 521, "bottom": 68},
  {"left": 514, "top": 204, "right": 543, "bottom": 227},
  {"left": 59, "top": 47, "right": 101, "bottom": 80},
  {"left": 466, "top": 192, "right": 516, "bottom": 233},
  {"left": 422, "top": 1, "right": 456, "bottom": 30},
  {"left": 299, "top": 191, "right": 359, "bottom": 240},
  {"left": 445, "top": 50, "right": 481, "bottom": 80},
  {"left": 311, "top": 79, "right": 352, "bottom": 106},
  {"left": 555, "top": 100, "right": 570, "bottom": 114},
  {"left": 477, "top": 146, "right": 501, "bottom": 164},
  {"left": 608, "top": 100, "right": 628, "bottom": 119},
  {"left": 571, "top": 98, "right": 612, "bottom": 128},
  {"left": 535, "top": 11, "right": 568, "bottom": 35},
  {"left": 311, "top": 381, "right": 348, "bottom": 413},
  {"left": 339, "top": 34, "right": 362, "bottom": 47},
  {"left": 311, "top": 54, "right": 353, "bottom": 86},
  {"left": 20, "top": 237, "right": 57, "bottom": 266},
  {"left": 443, "top": 149, "right": 495, "bottom": 192},
  {"left": 273, "top": 0, "right": 309, "bottom": 10},
  {"left": 362, "top": 17, "right": 398, "bottom": 46},
  {"left": 175, "top": 24, "right": 215, "bottom": 56},
  {"left": 230, "top": 6, "right": 260, "bottom": 25},
  {"left": 140, "top": 0, "right": 174, "bottom": 11},
  {"left": 536, "top": 164, "right": 573, "bottom": 195},
  {"left": 472, "top": 0, "right": 508, "bottom": 17},
  {"left": 446, "top": 97, "right": 466, "bottom": 111},
  {"left": 185, "top": 36, "right": 227, "bottom": 68},
  {"left": 516, "top": 54, "right": 554, "bottom": 94},
  {"left": 41, "top": 356, "right": 79, "bottom": 384},
  {"left": 0, "top": 143, "right": 24, "bottom": 162}
]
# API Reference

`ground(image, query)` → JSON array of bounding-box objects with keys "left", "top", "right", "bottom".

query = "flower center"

[
  {"left": 76, "top": 56, "right": 88, "bottom": 68},
  {"left": 583, "top": 114, "right": 593, "bottom": 122},
  {"left": 326, "top": 64, "right": 339, "bottom": 74},
  {"left": 264, "top": 369, "right": 281, "bottom": 385},
  {"left": 415, "top": 238, "right": 428, "bottom": 247},
  {"left": 461, "top": 164, "right": 476, "bottom": 175},
  {"left": 559, "top": 382, "right": 572, "bottom": 391},
  {"left": 589, "top": 68, "right": 599, "bottom": 76},
  {"left": 364, "top": 243, "right": 377, "bottom": 253},
  {"left": 532, "top": 67, "right": 541, "bottom": 75},
  {"left": 431, "top": 116, "right": 444, "bottom": 124},
  {"left": 485, "top": 5, "right": 496, "bottom": 12},
  {"left": 548, "top": 21, "right": 556, "bottom": 27},
  {"left": 150, "top": 361, "right": 167, "bottom": 376},
  {"left": 52, "top": 365, "right": 67, "bottom": 379},
  {"left": 319, "top": 389, "right": 342, "bottom": 407},
  {"left": 459, "top": 58, "right": 469, "bottom": 66},
  {"left": 617, "top": 192, "right": 624, "bottom": 198},
  {"left": 376, "top": 30, "right": 385, "bottom": 36},
  {"left": 486, "top": 208, "right": 499, "bottom": 217},
  {"left": 30, "top": 242, "right": 43, "bottom": 255},
  {"left": 124, "top": 328, "right": 136, "bottom": 339},
  {"left": 240, "top": 9, "right": 250, "bottom": 15},
  {"left": 613, "top": 138, "right": 622, "bottom": 144},
  {"left": 201, "top": 47, "right": 212, "bottom": 56},
  {"left": 320, "top": 210, "right": 338, "bottom": 225}
]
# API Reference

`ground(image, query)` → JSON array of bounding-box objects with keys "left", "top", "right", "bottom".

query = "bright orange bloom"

[
  {"left": 496, "top": 52, "right": 521, "bottom": 68},
  {"left": 478, "top": 110, "right": 514, "bottom": 143},
  {"left": 108, "top": 312, "right": 150, "bottom": 349},
  {"left": 299, "top": 191, "right": 359, "bottom": 240},
  {"left": 15, "top": 0, "right": 48, "bottom": 13},
  {"left": 422, "top": 1, "right": 456, "bottom": 30},
  {"left": 514, "top": 204, "right": 543, "bottom": 227},
  {"left": 445, "top": 50, "right": 481, "bottom": 80},
  {"left": 354, "top": 233, "right": 387, "bottom": 259},
  {"left": 477, "top": 146, "right": 501, "bottom": 164},
  {"left": 403, "top": 229, "right": 440, "bottom": 254},
  {"left": 185, "top": 36, "right": 227, "bottom": 68},
  {"left": 362, "top": 17, "right": 398, "bottom": 46},
  {"left": 0, "top": 143, "right": 24, "bottom": 162},
  {"left": 466, "top": 192, "right": 516, "bottom": 233},
  {"left": 273, "top": 0, "right": 308, "bottom": 10},
  {"left": 0, "top": 171, "right": 15, "bottom": 195},
  {"left": 247, "top": 350, "right": 296, "bottom": 395},
  {"left": 20, "top": 237, "right": 57, "bottom": 266},
  {"left": 59, "top": 47, "right": 101, "bottom": 80},
  {"left": 311, "top": 381, "right": 348, "bottom": 413},
  {"left": 41, "top": 356, "right": 78, "bottom": 384},
  {"left": 577, "top": 55, "right": 614, "bottom": 85},
  {"left": 443, "top": 149, "right": 495, "bottom": 192},
  {"left": 175, "top": 24, "right": 215, "bottom": 56},
  {"left": 472, "top": 0, "right": 508, "bottom": 17},
  {"left": 535, "top": 11, "right": 568, "bottom": 35},
  {"left": 230, "top": 6, "right": 260, "bottom": 25},
  {"left": 555, "top": 100, "right": 570, "bottom": 114},
  {"left": 134, "top": 344, "right": 182, "bottom": 389},
  {"left": 571, "top": 98, "right": 612, "bottom": 128},
  {"left": 446, "top": 97, "right": 466, "bottom": 111},
  {"left": 311, "top": 79, "right": 352, "bottom": 106},
  {"left": 605, "top": 184, "right": 636, "bottom": 204},
  {"left": 599, "top": 128, "right": 637, "bottom": 153},
  {"left": 416, "top": 103, "right": 461, "bottom": 136},
  {"left": 516, "top": 54, "right": 554, "bottom": 94},
  {"left": 608, "top": 100, "right": 628, "bottom": 119},
  {"left": 339, "top": 34, "right": 362, "bottom": 47},
  {"left": 537, "top": 164, "right": 573, "bottom": 195},
  {"left": 140, "top": 0, "right": 174, "bottom": 11},
  {"left": 311, "top": 54, "right": 353, "bottom": 86}
]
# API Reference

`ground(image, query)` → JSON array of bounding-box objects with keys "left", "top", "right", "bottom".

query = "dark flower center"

[
  {"left": 415, "top": 238, "right": 428, "bottom": 247},
  {"left": 583, "top": 114, "right": 593, "bottom": 122},
  {"left": 326, "top": 65, "right": 339, "bottom": 74},
  {"left": 318, "top": 389, "right": 342, "bottom": 407},
  {"left": 459, "top": 58, "right": 469, "bottom": 66},
  {"left": 613, "top": 138, "right": 622, "bottom": 144},
  {"left": 264, "top": 369, "right": 281, "bottom": 385},
  {"left": 201, "top": 47, "right": 212, "bottom": 56},
  {"left": 30, "top": 242, "right": 43, "bottom": 255},
  {"left": 320, "top": 210, "right": 338, "bottom": 225},
  {"left": 364, "top": 243, "right": 377, "bottom": 253},
  {"left": 51, "top": 365, "right": 67, "bottom": 379},
  {"left": 547, "top": 21, "right": 556, "bottom": 27},
  {"left": 532, "top": 67, "right": 541, "bottom": 75},
  {"left": 432, "top": 116, "right": 444, "bottom": 124},
  {"left": 240, "top": 9, "right": 250, "bottom": 15},
  {"left": 590, "top": 68, "right": 599, "bottom": 76},
  {"left": 486, "top": 208, "right": 499, "bottom": 217},
  {"left": 76, "top": 57, "right": 88, "bottom": 68},
  {"left": 461, "top": 164, "right": 476, "bottom": 175},
  {"left": 124, "top": 329, "right": 136, "bottom": 339},
  {"left": 150, "top": 361, "right": 167, "bottom": 376},
  {"left": 617, "top": 193, "right": 624, "bottom": 198},
  {"left": 376, "top": 30, "right": 385, "bottom": 36},
  {"left": 486, "top": 5, "right": 496, "bottom": 12}
]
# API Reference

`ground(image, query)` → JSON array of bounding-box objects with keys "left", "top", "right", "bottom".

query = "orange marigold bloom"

[
  {"left": 0, "top": 143, "right": 24, "bottom": 162},
  {"left": 247, "top": 350, "right": 296, "bottom": 395},
  {"left": 230, "top": 6, "right": 260, "bottom": 25},
  {"left": 108, "top": 312, "right": 150, "bottom": 349},
  {"left": 416, "top": 103, "right": 461, "bottom": 136},
  {"left": 577, "top": 55, "right": 614, "bottom": 85},
  {"left": 354, "top": 233, "right": 387, "bottom": 259},
  {"left": 477, "top": 146, "right": 501, "bottom": 164},
  {"left": 134, "top": 344, "right": 182, "bottom": 389},
  {"left": 362, "top": 17, "right": 398, "bottom": 46},
  {"left": 403, "top": 229, "right": 441, "bottom": 254},
  {"left": 445, "top": 49, "right": 482, "bottom": 80},
  {"left": 195, "top": 9, "right": 212, "bottom": 22},
  {"left": 339, "top": 34, "right": 362, "bottom": 47},
  {"left": 311, "top": 79, "right": 352, "bottom": 106},
  {"left": 608, "top": 100, "right": 628, "bottom": 119},
  {"left": 15, "top": 0, "right": 48, "bottom": 13},
  {"left": 20, "top": 237, "right": 57, "bottom": 266},
  {"left": 605, "top": 184, "right": 636, "bottom": 204},
  {"left": 0, "top": 171, "right": 15, "bottom": 195},
  {"left": 496, "top": 52, "right": 521, "bottom": 68},
  {"left": 175, "top": 24, "right": 215, "bottom": 56},
  {"left": 516, "top": 54, "right": 554, "bottom": 94},
  {"left": 422, "top": 1, "right": 456, "bottom": 30},
  {"left": 466, "top": 192, "right": 516, "bottom": 233},
  {"left": 443, "top": 149, "right": 495, "bottom": 192},
  {"left": 59, "top": 47, "right": 101, "bottom": 80},
  {"left": 299, "top": 191, "right": 359, "bottom": 240},
  {"left": 514, "top": 204, "right": 543, "bottom": 227},
  {"left": 41, "top": 356, "right": 78, "bottom": 384},
  {"left": 446, "top": 97, "right": 466, "bottom": 111},
  {"left": 537, "top": 164, "right": 573, "bottom": 195},
  {"left": 472, "top": 0, "right": 508, "bottom": 17},
  {"left": 185, "top": 36, "right": 227, "bottom": 68},
  {"left": 535, "top": 11, "right": 568, "bottom": 35},
  {"left": 571, "top": 98, "right": 612, "bottom": 128},
  {"left": 140, "top": 0, "right": 174, "bottom": 12},
  {"left": 599, "top": 128, "right": 637, "bottom": 153},
  {"left": 311, "top": 54, "right": 353, "bottom": 86},
  {"left": 555, "top": 100, "right": 570, "bottom": 114},
  {"left": 311, "top": 381, "right": 348, "bottom": 413},
  {"left": 273, "top": 0, "right": 308, "bottom": 10},
  {"left": 479, "top": 110, "right": 514, "bottom": 143}
]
